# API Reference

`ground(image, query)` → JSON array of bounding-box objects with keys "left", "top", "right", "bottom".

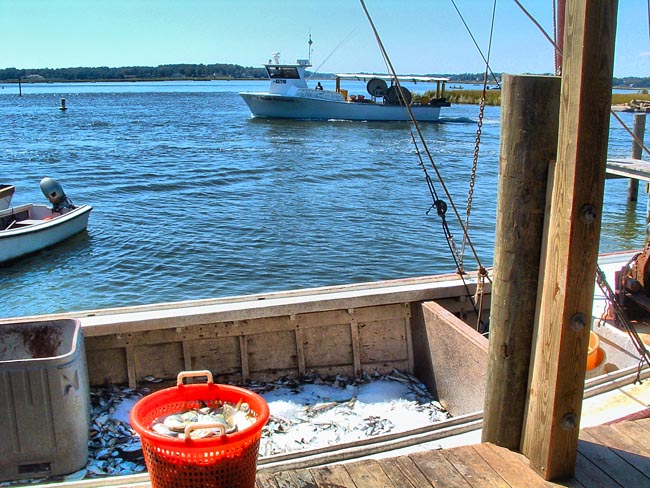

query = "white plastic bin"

[{"left": 0, "top": 319, "right": 89, "bottom": 481}]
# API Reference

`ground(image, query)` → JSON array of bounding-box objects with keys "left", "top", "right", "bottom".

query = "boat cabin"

[{"left": 264, "top": 58, "right": 311, "bottom": 95}]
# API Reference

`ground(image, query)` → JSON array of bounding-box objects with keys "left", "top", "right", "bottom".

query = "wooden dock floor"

[{"left": 255, "top": 418, "right": 650, "bottom": 487}]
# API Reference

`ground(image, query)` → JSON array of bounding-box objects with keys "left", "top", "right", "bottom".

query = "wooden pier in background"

[
  {"left": 607, "top": 157, "right": 650, "bottom": 182},
  {"left": 254, "top": 417, "right": 650, "bottom": 487}
]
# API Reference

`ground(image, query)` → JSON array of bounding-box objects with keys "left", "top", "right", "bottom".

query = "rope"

[{"left": 358, "top": 0, "right": 490, "bottom": 330}]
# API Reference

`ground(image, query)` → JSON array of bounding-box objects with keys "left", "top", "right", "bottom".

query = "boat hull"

[
  {"left": 240, "top": 92, "right": 443, "bottom": 121},
  {"left": 0, "top": 204, "right": 92, "bottom": 263}
]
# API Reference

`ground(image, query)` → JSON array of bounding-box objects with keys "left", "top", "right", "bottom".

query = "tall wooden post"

[
  {"left": 521, "top": 0, "right": 618, "bottom": 480},
  {"left": 482, "top": 75, "right": 561, "bottom": 449},
  {"left": 628, "top": 113, "right": 646, "bottom": 202}
]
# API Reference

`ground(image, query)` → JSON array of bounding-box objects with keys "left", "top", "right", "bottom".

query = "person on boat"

[{"left": 316, "top": 82, "right": 323, "bottom": 91}]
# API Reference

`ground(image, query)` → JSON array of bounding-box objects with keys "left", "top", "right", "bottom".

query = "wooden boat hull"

[{"left": 0, "top": 204, "right": 92, "bottom": 263}]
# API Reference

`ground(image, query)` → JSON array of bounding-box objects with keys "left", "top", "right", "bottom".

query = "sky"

[{"left": 0, "top": 0, "right": 648, "bottom": 78}]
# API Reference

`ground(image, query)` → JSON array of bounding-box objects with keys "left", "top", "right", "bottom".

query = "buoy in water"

[{"left": 59, "top": 98, "right": 67, "bottom": 111}]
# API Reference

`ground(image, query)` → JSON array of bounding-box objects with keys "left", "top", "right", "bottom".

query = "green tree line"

[
  {"left": 0, "top": 63, "right": 267, "bottom": 82},
  {"left": 1, "top": 64, "right": 648, "bottom": 88}
]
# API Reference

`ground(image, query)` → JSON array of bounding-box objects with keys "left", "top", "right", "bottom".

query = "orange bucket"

[
  {"left": 586, "top": 331, "right": 603, "bottom": 371},
  {"left": 130, "top": 371, "right": 269, "bottom": 488}
]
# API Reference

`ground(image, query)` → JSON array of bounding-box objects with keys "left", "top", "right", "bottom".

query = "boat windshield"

[{"left": 267, "top": 66, "right": 301, "bottom": 79}]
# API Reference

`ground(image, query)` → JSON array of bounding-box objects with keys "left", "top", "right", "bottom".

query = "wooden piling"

[
  {"left": 521, "top": 0, "right": 618, "bottom": 480},
  {"left": 628, "top": 113, "right": 646, "bottom": 202},
  {"left": 482, "top": 75, "right": 560, "bottom": 450}
]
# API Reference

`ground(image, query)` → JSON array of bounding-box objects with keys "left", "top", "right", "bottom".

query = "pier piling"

[
  {"left": 628, "top": 113, "right": 646, "bottom": 202},
  {"left": 482, "top": 74, "right": 560, "bottom": 450}
]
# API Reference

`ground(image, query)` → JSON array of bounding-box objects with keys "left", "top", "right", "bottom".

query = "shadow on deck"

[{"left": 255, "top": 418, "right": 650, "bottom": 487}]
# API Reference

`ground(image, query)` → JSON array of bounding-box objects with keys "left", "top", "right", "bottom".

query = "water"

[{"left": 0, "top": 81, "right": 646, "bottom": 318}]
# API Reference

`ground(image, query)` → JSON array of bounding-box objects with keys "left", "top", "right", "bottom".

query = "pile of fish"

[
  {"left": 151, "top": 400, "right": 257, "bottom": 440},
  {"left": 247, "top": 369, "right": 449, "bottom": 457},
  {"left": 1, "top": 369, "right": 448, "bottom": 485}
]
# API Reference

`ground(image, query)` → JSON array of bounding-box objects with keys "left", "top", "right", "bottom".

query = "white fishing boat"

[
  {"left": 0, "top": 178, "right": 92, "bottom": 264},
  {"left": 0, "top": 184, "right": 15, "bottom": 210},
  {"left": 239, "top": 55, "right": 450, "bottom": 121}
]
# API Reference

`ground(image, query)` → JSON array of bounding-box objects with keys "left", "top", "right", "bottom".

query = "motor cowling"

[{"left": 40, "top": 177, "right": 75, "bottom": 211}]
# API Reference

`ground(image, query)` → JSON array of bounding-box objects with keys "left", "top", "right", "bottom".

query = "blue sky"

[{"left": 0, "top": 0, "right": 647, "bottom": 77}]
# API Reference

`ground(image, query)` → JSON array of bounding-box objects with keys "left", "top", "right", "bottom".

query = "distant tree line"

[
  {"left": 0, "top": 63, "right": 268, "bottom": 82},
  {"left": 0, "top": 64, "right": 648, "bottom": 88}
]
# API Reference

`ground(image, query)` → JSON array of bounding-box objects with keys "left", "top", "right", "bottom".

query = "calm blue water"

[{"left": 0, "top": 80, "right": 646, "bottom": 318}]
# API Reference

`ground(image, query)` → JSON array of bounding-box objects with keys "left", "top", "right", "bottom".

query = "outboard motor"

[{"left": 40, "top": 177, "right": 75, "bottom": 212}]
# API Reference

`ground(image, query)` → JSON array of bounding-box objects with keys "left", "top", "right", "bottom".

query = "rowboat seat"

[{"left": 13, "top": 219, "right": 46, "bottom": 226}]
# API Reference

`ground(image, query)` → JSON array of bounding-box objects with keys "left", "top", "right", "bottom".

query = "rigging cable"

[
  {"left": 513, "top": 0, "right": 561, "bottom": 55},
  {"left": 450, "top": 0, "right": 501, "bottom": 89},
  {"left": 596, "top": 265, "right": 650, "bottom": 383},
  {"left": 358, "top": 0, "right": 491, "bottom": 331},
  {"left": 517, "top": 0, "right": 650, "bottom": 159},
  {"left": 457, "top": 0, "right": 498, "bottom": 272},
  {"left": 306, "top": 28, "right": 359, "bottom": 82}
]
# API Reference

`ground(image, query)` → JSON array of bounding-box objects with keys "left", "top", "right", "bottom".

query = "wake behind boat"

[
  {"left": 239, "top": 55, "right": 451, "bottom": 121},
  {"left": 0, "top": 178, "right": 92, "bottom": 264}
]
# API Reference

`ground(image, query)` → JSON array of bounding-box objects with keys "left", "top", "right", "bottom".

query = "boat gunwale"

[{"left": 0, "top": 204, "right": 92, "bottom": 238}]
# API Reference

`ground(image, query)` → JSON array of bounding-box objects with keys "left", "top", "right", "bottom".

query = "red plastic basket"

[{"left": 130, "top": 371, "right": 270, "bottom": 488}]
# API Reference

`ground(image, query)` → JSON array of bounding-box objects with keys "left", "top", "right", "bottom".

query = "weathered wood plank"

[
  {"left": 609, "top": 420, "right": 650, "bottom": 454},
  {"left": 442, "top": 445, "right": 510, "bottom": 487},
  {"left": 133, "top": 342, "right": 183, "bottom": 382},
  {"left": 354, "top": 304, "right": 408, "bottom": 322},
  {"left": 256, "top": 470, "right": 280, "bottom": 487},
  {"left": 472, "top": 443, "right": 548, "bottom": 488},
  {"left": 632, "top": 417, "right": 650, "bottom": 431},
  {"left": 359, "top": 318, "right": 409, "bottom": 363},
  {"left": 296, "top": 309, "right": 353, "bottom": 329},
  {"left": 572, "top": 451, "right": 619, "bottom": 488},
  {"left": 582, "top": 424, "right": 650, "bottom": 476},
  {"left": 309, "top": 464, "right": 357, "bottom": 487},
  {"left": 187, "top": 335, "right": 240, "bottom": 375},
  {"left": 86, "top": 346, "right": 128, "bottom": 385},
  {"left": 272, "top": 468, "right": 317, "bottom": 488},
  {"left": 577, "top": 433, "right": 648, "bottom": 487},
  {"left": 247, "top": 330, "right": 297, "bottom": 373},
  {"left": 302, "top": 323, "right": 353, "bottom": 369},
  {"left": 343, "top": 459, "right": 396, "bottom": 487},
  {"left": 521, "top": 1, "right": 618, "bottom": 480},
  {"left": 408, "top": 450, "right": 472, "bottom": 488},
  {"left": 379, "top": 455, "right": 433, "bottom": 488}
]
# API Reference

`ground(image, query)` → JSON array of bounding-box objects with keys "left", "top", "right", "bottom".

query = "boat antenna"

[
  {"left": 308, "top": 31, "right": 313, "bottom": 64},
  {"left": 307, "top": 27, "right": 359, "bottom": 82}
]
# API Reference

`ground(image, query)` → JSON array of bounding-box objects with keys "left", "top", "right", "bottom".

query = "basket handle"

[
  {"left": 177, "top": 370, "right": 214, "bottom": 386},
  {"left": 184, "top": 422, "right": 226, "bottom": 439}
]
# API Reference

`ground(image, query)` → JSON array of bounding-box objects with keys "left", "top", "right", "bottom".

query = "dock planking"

[
  {"left": 38, "top": 417, "right": 650, "bottom": 487},
  {"left": 255, "top": 418, "right": 650, "bottom": 487},
  {"left": 606, "top": 157, "right": 650, "bottom": 181}
]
